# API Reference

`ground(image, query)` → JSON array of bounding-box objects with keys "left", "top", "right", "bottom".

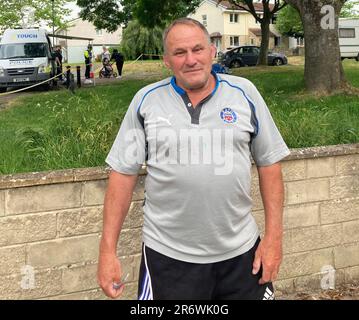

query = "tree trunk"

[
  {"left": 286, "top": 0, "right": 347, "bottom": 94},
  {"left": 258, "top": 18, "right": 271, "bottom": 66}
]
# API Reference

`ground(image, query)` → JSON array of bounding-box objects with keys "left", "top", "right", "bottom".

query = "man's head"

[
  {"left": 88, "top": 44, "right": 93, "bottom": 50},
  {"left": 163, "top": 18, "right": 216, "bottom": 91}
]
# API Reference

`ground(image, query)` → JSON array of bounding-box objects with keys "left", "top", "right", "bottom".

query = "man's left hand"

[{"left": 252, "top": 236, "right": 282, "bottom": 284}]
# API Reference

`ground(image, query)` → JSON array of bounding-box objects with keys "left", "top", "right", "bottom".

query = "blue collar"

[{"left": 170, "top": 70, "right": 220, "bottom": 97}]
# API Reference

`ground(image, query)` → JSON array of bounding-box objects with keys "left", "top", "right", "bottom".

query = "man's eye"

[
  {"left": 174, "top": 51, "right": 185, "bottom": 56},
  {"left": 193, "top": 47, "right": 204, "bottom": 53}
]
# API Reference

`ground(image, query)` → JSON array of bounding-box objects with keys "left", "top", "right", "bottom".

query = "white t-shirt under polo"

[{"left": 106, "top": 72, "right": 290, "bottom": 263}]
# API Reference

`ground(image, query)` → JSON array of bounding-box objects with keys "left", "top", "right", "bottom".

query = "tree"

[
  {"left": 76, "top": 0, "right": 201, "bottom": 32},
  {"left": 76, "top": 0, "right": 134, "bottom": 32},
  {"left": 120, "top": 20, "right": 163, "bottom": 60},
  {"left": 276, "top": 4, "right": 303, "bottom": 38},
  {"left": 133, "top": 0, "right": 201, "bottom": 28},
  {"left": 221, "top": 1, "right": 287, "bottom": 65},
  {"left": 0, "top": 0, "right": 71, "bottom": 32},
  {"left": 284, "top": 0, "right": 353, "bottom": 94}
]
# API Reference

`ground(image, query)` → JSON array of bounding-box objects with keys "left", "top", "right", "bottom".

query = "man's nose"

[{"left": 184, "top": 51, "right": 197, "bottom": 66}]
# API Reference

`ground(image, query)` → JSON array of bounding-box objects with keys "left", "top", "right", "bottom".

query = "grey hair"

[{"left": 162, "top": 17, "right": 211, "bottom": 54}]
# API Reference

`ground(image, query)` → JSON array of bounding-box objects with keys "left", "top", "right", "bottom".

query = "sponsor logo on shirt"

[{"left": 220, "top": 108, "right": 237, "bottom": 124}]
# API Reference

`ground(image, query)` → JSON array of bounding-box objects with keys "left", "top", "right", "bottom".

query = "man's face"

[{"left": 163, "top": 24, "right": 216, "bottom": 91}]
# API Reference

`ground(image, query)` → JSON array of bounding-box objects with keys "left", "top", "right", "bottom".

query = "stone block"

[
  {"left": 334, "top": 243, "right": 359, "bottom": 269},
  {"left": 0, "top": 213, "right": 57, "bottom": 246},
  {"left": 335, "top": 154, "right": 359, "bottom": 176},
  {"left": 123, "top": 201, "right": 144, "bottom": 229},
  {"left": 117, "top": 228, "right": 142, "bottom": 257},
  {"left": 83, "top": 180, "right": 107, "bottom": 206},
  {"left": 281, "top": 160, "right": 306, "bottom": 182},
  {"left": 0, "top": 245, "right": 26, "bottom": 276},
  {"left": 306, "top": 157, "right": 335, "bottom": 178},
  {"left": 320, "top": 198, "right": 359, "bottom": 224},
  {"left": 6, "top": 183, "right": 81, "bottom": 215},
  {"left": 286, "top": 179, "right": 330, "bottom": 205},
  {"left": 28, "top": 234, "right": 100, "bottom": 269},
  {"left": 283, "top": 204, "right": 319, "bottom": 230},
  {"left": 57, "top": 207, "right": 102, "bottom": 237}
]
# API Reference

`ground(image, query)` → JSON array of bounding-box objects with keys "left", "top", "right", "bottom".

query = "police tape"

[
  {"left": 0, "top": 72, "right": 67, "bottom": 97},
  {"left": 0, "top": 55, "right": 165, "bottom": 97}
]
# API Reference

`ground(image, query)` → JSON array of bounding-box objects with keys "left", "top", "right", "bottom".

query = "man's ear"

[{"left": 163, "top": 54, "right": 170, "bottom": 68}]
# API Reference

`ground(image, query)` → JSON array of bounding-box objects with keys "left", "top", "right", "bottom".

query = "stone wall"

[{"left": 0, "top": 144, "right": 357, "bottom": 299}]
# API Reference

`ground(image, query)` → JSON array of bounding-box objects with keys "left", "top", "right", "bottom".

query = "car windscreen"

[{"left": 0, "top": 43, "right": 48, "bottom": 59}]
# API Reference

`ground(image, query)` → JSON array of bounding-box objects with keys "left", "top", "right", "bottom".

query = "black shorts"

[{"left": 137, "top": 237, "right": 274, "bottom": 300}]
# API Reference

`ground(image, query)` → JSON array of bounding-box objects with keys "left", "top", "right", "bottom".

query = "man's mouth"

[{"left": 184, "top": 69, "right": 203, "bottom": 73}]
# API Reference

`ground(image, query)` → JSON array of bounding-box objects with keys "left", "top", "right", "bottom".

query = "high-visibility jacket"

[{"left": 84, "top": 50, "right": 92, "bottom": 63}]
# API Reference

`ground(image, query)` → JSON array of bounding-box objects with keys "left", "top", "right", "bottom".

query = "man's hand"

[
  {"left": 252, "top": 236, "right": 282, "bottom": 284},
  {"left": 97, "top": 252, "right": 124, "bottom": 299}
]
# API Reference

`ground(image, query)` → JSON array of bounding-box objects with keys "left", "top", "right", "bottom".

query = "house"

[
  {"left": 54, "top": 18, "right": 122, "bottom": 63},
  {"left": 188, "top": 0, "right": 282, "bottom": 53}
]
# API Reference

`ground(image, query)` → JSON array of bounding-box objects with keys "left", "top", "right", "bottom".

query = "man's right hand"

[{"left": 97, "top": 252, "right": 124, "bottom": 299}]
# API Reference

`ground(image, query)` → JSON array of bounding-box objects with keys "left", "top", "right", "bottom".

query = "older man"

[{"left": 97, "top": 17, "right": 290, "bottom": 300}]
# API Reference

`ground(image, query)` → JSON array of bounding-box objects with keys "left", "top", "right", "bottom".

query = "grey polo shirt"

[{"left": 106, "top": 72, "right": 290, "bottom": 263}]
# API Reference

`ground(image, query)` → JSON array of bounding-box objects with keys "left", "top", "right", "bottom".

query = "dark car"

[{"left": 219, "top": 45, "right": 288, "bottom": 68}]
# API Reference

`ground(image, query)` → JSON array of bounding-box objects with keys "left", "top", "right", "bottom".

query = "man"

[
  {"left": 101, "top": 45, "right": 111, "bottom": 62},
  {"left": 84, "top": 44, "right": 93, "bottom": 84},
  {"left": 53, "top": 46, "right": 63, "bottom": 81},
  {"left": 110, "top": 48, "right": 124, "bottom": 79},
  {"left": 97, "top": 18, "right": 290, "bottom": 300}
]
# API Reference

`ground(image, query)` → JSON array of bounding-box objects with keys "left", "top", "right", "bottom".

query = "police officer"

[{"left": 84, "top": 44, "right": 93, "bottom": 83}]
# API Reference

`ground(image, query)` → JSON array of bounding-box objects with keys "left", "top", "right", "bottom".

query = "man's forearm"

[
  {"left": 257, "top": 163, "right": 285, "bottom": 239},
  {"left": 100, "top": 171, "right": 138, "bottom": 254}
]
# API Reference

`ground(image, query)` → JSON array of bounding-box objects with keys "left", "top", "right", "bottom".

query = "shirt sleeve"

[
  {"left": 105, "top": 92, "right": 146, "bottom": 174},
  {"left": 245, "top": 80, "right": 290, "bottom": 166}
]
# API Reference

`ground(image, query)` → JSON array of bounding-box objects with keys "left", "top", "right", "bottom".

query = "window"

[
  {"left": 339, "top": 28, "right": 355, "bottom": 38},
  {"left": 230, "top": 36, "right": 239, "bottom": 47},
  {"left": 202, "top": 14, "right": 207, "bottom": 27},
  {"left": 255, "top": 14, "right": 262, "bottom": 24},
  {"left": 230, "top": 13, "right": 239, "bottom": 23},
  {"left": 250, "top": 38, "right": 255, "bottom": 45},
  {"left": 297, "top": 37, "right": 304, "bottom": 46},
  {"left": 0, "top": 43, "right": 48, "bottom": 59},
  {"left": 96, "top": 29, "right": 103, "bottom": 36}
]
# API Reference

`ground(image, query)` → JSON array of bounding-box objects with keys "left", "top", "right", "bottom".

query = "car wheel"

[
  {"left": 230, "top": 60, "right": 241, "bottom": 68},
  {"left": 273, "top": 58, "right": 283, "bottom": 66}
]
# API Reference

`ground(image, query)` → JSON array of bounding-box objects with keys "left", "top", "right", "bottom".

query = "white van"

[
  {"left": 0, "top": 28, "right": 56, "bottom": 93},
  {"left": 339, "top": 18, "right": 359, "bottom": 61}
]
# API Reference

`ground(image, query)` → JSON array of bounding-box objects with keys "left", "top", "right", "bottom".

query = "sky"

[{"left": 65, "top": 1, "right": 81, "bottom": 20}]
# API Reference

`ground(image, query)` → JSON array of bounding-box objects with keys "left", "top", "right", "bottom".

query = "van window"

[
  {"left": 0, "top": 43, "right": 48, "bottom": 59},
  {"left": 339, "top": 28, "right": 355, "bottom": 38}
]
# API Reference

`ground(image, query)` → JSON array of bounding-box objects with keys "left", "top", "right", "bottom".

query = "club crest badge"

[{"left": 220, "top": 108, "right": 237, "bottom": 124}]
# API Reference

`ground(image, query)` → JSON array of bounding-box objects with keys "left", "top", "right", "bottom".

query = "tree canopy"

[
  {"left": 0, "top": 0, "right": 71, "bottom": 32},
  {"left": 76, "top": 0, "right": 201, "bottom": 32}
]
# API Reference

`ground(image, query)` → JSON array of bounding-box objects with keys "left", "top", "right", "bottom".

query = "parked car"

[{"left": 218, "top": 45, "right": 288, "bottom": 68}]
